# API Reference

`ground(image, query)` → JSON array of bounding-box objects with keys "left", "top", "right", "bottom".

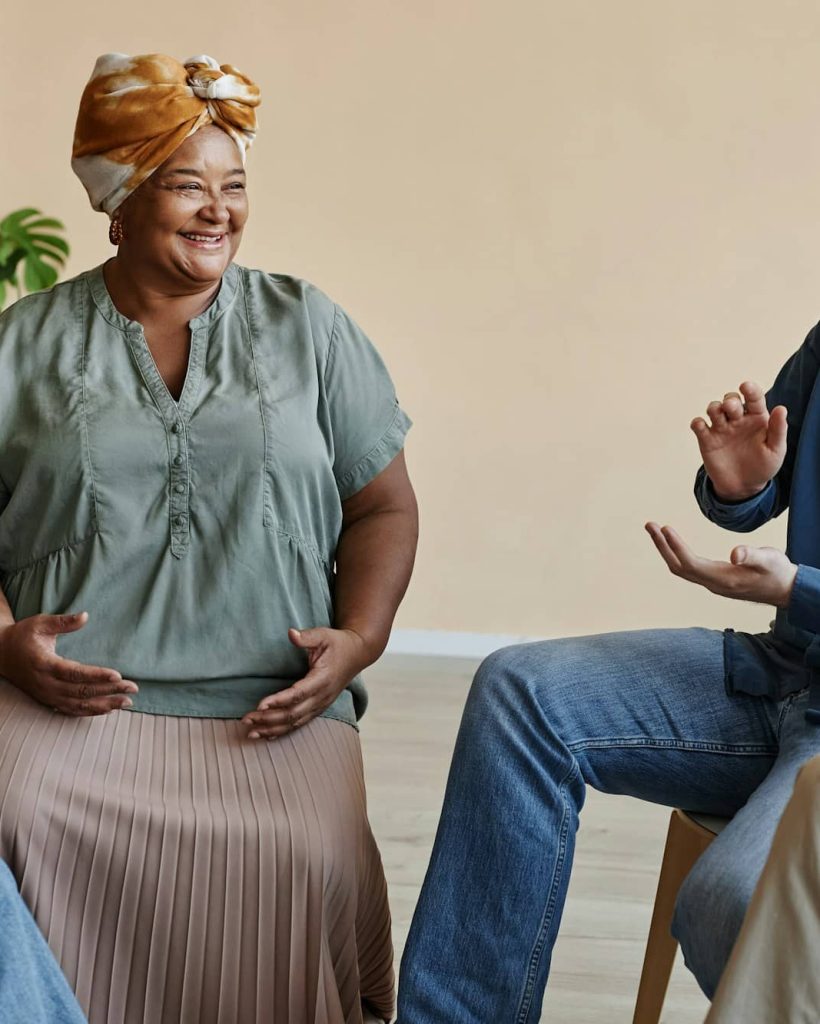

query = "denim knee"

[
  {"left": 672, "top": 852, "right": 754, "bottom": 999},
  {"left": 470, "top": 644, "right": 533, "bottom": 699},
  {"left": 470, "top": 640, "right": 578, "bottom": 713}
]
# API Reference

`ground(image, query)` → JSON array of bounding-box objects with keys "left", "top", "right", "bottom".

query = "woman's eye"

[
  {"left": 177, "top": 183, "right": 201, "bottom": 192},
  {"left": 226, "top": 183, "right": 246, "bottom": 191}
]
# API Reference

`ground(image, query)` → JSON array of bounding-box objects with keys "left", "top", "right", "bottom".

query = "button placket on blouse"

[
  {"left": 125, "top": 326, "right": 195, "bottom": 559},
  {"left": 95, "top": 269, "right": 240, "bottom": 563},
  {"left": 166, "top": 325, "right": 211, "bottom": 559},
  {"left": 169, "top": 419, "right": 190, "bottom": 558}
]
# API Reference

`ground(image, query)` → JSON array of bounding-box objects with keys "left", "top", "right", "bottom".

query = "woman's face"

[{"left": 117, "top": 125, "right": 249, "bottom": 289}]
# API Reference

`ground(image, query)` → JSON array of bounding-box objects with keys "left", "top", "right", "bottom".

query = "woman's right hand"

[
  {"left": 0, "top": 612, "right": 137, "bottom": 716},
  {"left": 692, "top": 380, "right": 788, "bottom": 501}
]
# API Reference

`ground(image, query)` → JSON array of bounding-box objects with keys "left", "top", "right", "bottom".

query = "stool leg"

[{"left": 632, "top": 810, "right": 715, "bottom": 1024}]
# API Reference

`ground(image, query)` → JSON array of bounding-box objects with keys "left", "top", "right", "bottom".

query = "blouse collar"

[{"left": 85, "top": 261, "right": 239, "bottom": 332}]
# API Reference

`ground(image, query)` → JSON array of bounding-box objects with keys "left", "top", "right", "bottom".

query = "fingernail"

[
  {"left": 121, "top": 698, "right": 133, "bottom": 708},
  {"left": 248, "top": 730, "right": 260, "bottom": 740},
  {"left": 122, "top": 683, "right": 138, "bottom": 693}
]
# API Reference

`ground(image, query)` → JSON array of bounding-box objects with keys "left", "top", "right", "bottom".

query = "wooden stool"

[{"left": 632, "top": 809, "right": 731, "bottom": 1024}]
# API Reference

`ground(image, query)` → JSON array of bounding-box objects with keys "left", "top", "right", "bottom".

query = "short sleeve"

[{"left": 324, "top": 304, "right": 412, "bottom": 500}]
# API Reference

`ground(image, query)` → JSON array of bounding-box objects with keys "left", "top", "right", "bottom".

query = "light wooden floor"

[{"left": 359, "top": 655, "right": 710, "bottom": 1024}]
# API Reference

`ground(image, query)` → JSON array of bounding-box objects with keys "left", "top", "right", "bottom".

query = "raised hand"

[
  {"left": 242, "top": 626, "right": 370, "bottom": 740},
  {"left": 645, "top": 522, "right": 797, "bottom": 608},
  {"left": 692, "top": 381, "right": 787, "bottom": 501},
  {"left": 0, "top": 612, "right": 138, "bottom": 715}
]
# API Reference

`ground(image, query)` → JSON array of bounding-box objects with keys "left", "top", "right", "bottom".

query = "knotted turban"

[{"left": 71, "top": 53, "right": 261, "bottom": 216}]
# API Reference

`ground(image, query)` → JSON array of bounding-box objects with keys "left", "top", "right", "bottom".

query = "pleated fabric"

[{"left": 0, "top": 681, "right": 394, "bottom": 1024}]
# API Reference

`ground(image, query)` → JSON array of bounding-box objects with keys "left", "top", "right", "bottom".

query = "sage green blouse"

[{"left": 0, "top": 263, "right": 411, "bottom": 724}]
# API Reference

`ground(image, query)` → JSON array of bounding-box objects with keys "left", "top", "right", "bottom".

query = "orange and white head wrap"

[{"left": 71, "top": 53, "right": 261, "bottom": 216}]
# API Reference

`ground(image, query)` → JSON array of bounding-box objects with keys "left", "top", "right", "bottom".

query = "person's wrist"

[
  {"left": 710, "top": 478, "right": 769, "bottom": 503},
  {"left": 338, "top": 625, "right": 385, "bottom": 670},
  {"left": 779, "top": 562, "right": 800, "bottom": 610},
  {"left": 0, "top": 622, "right": 16, "bottom": 678}
]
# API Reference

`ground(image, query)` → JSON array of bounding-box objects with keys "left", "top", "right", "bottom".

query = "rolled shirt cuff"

[
  {"left": 695, "top": 468, "right": 777, "bottom": 532},
  {"left": 787, "top": 563, "right": 820, "bottom": 635}
]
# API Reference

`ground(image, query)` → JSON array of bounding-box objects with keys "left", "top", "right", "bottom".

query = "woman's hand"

[
  {"left": 242, "top": 627, "right": 370, "bottom": 740},
  {"left": 693, "top": 380, "right": 787, "bottom": 501},
  {"left": 645, "top": 522, "right": 797, "bottom": 608},
  {"left": 0, "top": 612, "right": 137, "bottom": 715}
]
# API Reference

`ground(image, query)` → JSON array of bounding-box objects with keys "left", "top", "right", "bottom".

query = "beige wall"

[{"left": 4, "top": 2, "right": 819, "bottom": 639}]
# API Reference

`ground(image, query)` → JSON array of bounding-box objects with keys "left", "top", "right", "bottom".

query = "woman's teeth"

[{"left": 181, "top": 233, "right": 223, "bottom": 243}]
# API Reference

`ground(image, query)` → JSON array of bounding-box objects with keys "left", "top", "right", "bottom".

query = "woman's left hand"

[
  {"left": 242, "top": 627, "right": 369, "bottom": 740},
  {"left": 645, "top": 521, "right": 798, "bottom": 608}
]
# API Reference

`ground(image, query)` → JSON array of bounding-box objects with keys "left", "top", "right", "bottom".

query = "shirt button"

[
  {"left": 174, "top": 515, "right": 185, "bottom": 526},
  {"left": 174, "top": 483, "right": 185, "bottom": 494},
  {"left": 173, "top": 455, "right": 183, "bottom": 466},
  {"left": 171, "top": 422, "right": 182, "bottom": 434}
]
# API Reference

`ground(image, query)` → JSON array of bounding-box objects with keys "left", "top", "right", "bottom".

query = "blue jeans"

[
  {"left": 0, "top": 859, "right": 86, "bottom": 1023},
  {"left": 397, "top": 628, "right": 820, "bottom": 1023}
]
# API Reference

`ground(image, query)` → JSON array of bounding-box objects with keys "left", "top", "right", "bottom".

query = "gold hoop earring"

[{"left": 109, "top": 218, "right": 124, "bottom": 246}]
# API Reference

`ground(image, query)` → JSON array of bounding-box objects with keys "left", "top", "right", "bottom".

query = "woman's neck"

[{"left": 103, "top": 257, "right": 222, "bottom": 327}]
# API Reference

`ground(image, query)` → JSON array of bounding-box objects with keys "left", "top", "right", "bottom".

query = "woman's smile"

[{"left": 178, "top": 230, "right": 227, "bottom": 249}]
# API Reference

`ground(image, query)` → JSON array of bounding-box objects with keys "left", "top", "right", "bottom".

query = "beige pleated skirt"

[{"left": 0, "top": 680, "right": 394, "bottom": 1024}]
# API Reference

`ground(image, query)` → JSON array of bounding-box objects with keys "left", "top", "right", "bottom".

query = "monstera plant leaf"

[{"left": 0, "top": 208, "right": 69, "bottom": 310}]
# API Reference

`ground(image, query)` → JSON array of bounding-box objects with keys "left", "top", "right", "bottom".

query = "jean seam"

[
  {"left": 775, "top": 687, "right": 808, "bottom": 740},
  {"left": 566, "top": 738, "right": 777, "bottom": 755},
  {"left": 514, "top": 760, "right": 580, "bottom": 1023}
]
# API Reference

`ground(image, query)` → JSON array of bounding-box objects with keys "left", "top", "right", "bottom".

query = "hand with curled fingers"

[
  {"left": 693, "top": 380, "right": 787, "bottom": 502},
  {"left": 645, "top": 522, "right": 797, "bottom": 608},
  {"left": 0, "top": 612, "right": 138, "bottom": 716},
  {"left": 242, "top": 626, "right": 369, "bottom": 741}
]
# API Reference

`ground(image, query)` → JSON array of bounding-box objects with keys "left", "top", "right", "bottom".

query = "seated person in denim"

[
  {"left": 0, "top": 859, "right": 85, "bottom": 1023},
  {"left": 398, "top": 332, "right": 820, "bottom": 1022},
  {"left": 706, "top": 753, "right": 820, "bottom": 1024}
]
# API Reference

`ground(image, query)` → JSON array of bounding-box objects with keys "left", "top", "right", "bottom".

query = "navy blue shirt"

[{"left": 695, "top": 322, "right": 820, "bottom": 721}]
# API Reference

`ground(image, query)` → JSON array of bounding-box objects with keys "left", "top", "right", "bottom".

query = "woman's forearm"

[
  {"left": 0, "top": 587, "right": 13, "bottom": 628},
  {"left": 0, "top": 586, "right": 14, "bottom": 631},
  {"left": 333, "top": 504, "right": 418, "bottom": 666},
  {"left": 0, "top": 586, "right": 15, "bottom": 675}
]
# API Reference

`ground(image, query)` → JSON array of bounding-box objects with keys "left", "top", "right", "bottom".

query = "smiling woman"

[
  {"left": 103, "top": 127, "right": 251, "bottom": 399},
  {"left": 113, "top": 136, "right": 249, "bottom": 275},
  {"left": 0, "top": 52, "right": 417, "bottom": 1024}
]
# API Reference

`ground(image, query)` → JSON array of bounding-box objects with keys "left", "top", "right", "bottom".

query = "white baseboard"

[{"left": 386, "top": 628, "right": 544, "bottom": 659}]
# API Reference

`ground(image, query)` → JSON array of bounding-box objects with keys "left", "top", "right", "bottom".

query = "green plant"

[{"left": 0, "top": 208, "right": 70, "bottom": 310}]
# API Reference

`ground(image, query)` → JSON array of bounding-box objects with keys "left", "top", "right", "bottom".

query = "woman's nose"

[{"left": 200, "top": 189, "right": 229, "bottom": 221}]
